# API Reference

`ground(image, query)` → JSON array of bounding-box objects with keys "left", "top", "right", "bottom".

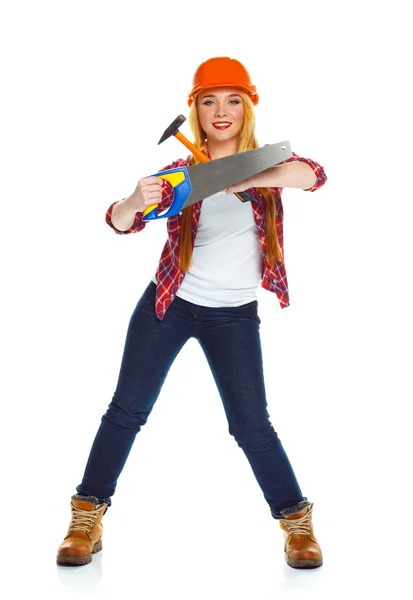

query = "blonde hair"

[{"left": 179, "top": 90, "right": 283, "bottom": 272}]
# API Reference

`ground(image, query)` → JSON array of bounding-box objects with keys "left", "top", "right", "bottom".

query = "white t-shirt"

[{"left": 152, "top": 191, "right": 263, "bottom": 307}]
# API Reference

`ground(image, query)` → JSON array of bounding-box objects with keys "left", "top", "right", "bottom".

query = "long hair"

[{"left": 179, "top": 90, "right": 283, "bottom": 272}]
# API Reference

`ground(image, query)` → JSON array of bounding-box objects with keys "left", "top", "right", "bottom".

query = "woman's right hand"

[{"left": 126, "top": 176, "right": 166, "bottom": 213}]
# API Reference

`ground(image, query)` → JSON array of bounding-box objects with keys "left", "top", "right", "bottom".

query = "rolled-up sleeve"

[
  {"left": 105, "top": 200, "right": 147, "bottom": 234},
  {"left": 281, "top": 151, "right": 327, "bottom": 192}
]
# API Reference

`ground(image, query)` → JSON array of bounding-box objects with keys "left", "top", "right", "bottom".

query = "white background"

[{"left": 1, "top": 0, "right": 412, "bottom": 598}]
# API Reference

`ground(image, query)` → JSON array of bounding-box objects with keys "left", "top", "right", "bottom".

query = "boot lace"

[
  {"left": 281, "top": 504, "right": 314, "bottom": 538},
  {"left": 67, "top": 504, "right": 105, "bottom": 535}
]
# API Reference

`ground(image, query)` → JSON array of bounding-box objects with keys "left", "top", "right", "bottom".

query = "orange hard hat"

[{"left": 187, "top": 56, "right": 259, "bottom": 107}]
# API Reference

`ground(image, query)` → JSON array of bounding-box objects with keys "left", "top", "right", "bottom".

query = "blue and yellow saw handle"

[{"left": 142, "top": 167, "right": 192, "bottom": 221}]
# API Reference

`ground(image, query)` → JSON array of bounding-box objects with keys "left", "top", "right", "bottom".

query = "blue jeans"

[{"left": 76, "top": 281, "right": 309, "bottom": 519}]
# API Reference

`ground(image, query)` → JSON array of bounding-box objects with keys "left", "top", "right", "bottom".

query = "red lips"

[{"left": 213, "top": 122, "right": 231, "bottom": 129}]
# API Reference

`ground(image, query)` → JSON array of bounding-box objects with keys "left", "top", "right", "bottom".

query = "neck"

[{"left": 206, "top": 137, "right": 239, "bottom": 159}]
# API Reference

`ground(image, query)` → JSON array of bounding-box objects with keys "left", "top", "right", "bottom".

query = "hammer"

[{"left": 158, "top": 114, "right": 254, "bottom": 203}]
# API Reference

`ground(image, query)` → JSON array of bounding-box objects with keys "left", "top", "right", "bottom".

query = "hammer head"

[{"left": 158, "top": 114, "right": 186, "bottom": 145}]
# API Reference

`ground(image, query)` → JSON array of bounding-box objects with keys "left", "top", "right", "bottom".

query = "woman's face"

[{"left": 196, "top": 86, "right": 244, "bottom": 143}]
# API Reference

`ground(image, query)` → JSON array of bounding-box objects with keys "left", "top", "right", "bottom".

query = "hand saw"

[{"left": 142, "top": 140, "right": 291, "bottom": 220}]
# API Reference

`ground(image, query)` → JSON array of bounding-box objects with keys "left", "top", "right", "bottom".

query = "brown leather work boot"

[
  {"left": 279, "top": 502, "right": 323, "bottom": 569},
  {"left": 57, "top": 495, "right": 109, "bottom": 566}
]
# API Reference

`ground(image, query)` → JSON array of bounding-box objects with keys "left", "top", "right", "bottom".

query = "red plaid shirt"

[{"left": 106, "top": 146, "right": 327, "bottom": 320}]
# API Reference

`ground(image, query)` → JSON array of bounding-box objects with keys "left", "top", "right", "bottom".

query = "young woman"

[{"left": 57, "top": 56, "right": 327, "bottom": 569}]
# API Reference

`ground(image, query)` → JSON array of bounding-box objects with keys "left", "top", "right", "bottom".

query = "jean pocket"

[
  {"left": 239, "top": 300, "right": 258, "bottom": 309},
  {"left": 237, "top": 300, "right": 260, "bottom": 326}
]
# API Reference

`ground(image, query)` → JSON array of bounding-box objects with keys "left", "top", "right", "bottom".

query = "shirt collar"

[{"left": 203, "top": 145, "right": 212, "bottom": 160}]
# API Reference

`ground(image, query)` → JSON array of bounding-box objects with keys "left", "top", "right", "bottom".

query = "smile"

[{"left": 213, "top": 122, "right": 232, "bottom": 130}]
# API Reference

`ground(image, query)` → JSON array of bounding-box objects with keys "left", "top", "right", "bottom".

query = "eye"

[{"left": 202, "top": 99, "right": 241, "bottom": 106}]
